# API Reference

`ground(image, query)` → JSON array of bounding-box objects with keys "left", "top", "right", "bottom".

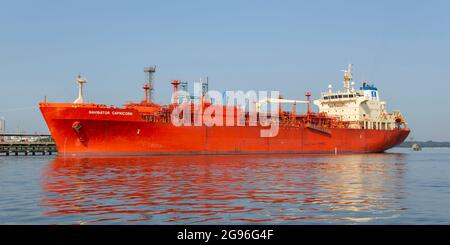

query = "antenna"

[{"left": 144, "top": 66, "right": 156, "bottom": 102}]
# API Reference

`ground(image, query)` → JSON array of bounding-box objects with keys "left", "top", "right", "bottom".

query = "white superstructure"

[{"left": 313, "top": 64, "right": 407, "bottom": 130}]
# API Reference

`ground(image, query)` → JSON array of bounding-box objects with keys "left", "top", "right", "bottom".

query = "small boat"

[{"left": 412, "top": 143, "right": 422, "bottom": 151}]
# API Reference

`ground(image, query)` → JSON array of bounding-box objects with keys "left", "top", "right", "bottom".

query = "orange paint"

[{"left": 39, "top": 100, "right": 409, "bottom": 155}]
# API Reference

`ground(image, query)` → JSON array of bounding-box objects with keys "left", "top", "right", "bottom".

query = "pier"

[{"left": 0, "top": 134, "right": 56, "bottom": 156}]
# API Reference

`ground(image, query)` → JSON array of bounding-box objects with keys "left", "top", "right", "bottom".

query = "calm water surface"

[{"left": 1, "top": 148, "right": 450, "bottom": 224}]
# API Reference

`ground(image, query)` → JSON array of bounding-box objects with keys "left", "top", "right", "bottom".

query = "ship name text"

[{"left": 88, "top": 110, "right": 133, "bottom": 116}]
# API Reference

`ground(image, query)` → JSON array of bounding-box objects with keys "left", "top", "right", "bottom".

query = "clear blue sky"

[{"left": 1, "top": 0, "right": 449, "bottom": 140}]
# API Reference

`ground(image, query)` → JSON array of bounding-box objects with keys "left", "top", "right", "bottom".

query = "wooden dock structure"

[{"left": 0, "top": 134, "right": 57, "bottom": 156}]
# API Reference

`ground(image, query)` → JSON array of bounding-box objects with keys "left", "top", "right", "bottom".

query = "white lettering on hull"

[
  {"left": 112, "top": 111, "right": 133, "bottom": 116},
  {"left": 88, "top": 110, "right": 133, "bottom": 116}
]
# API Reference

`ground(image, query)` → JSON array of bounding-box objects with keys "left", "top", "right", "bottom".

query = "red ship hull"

[{"left": 40, "top": 103, "right": 410, "bottom": 155}]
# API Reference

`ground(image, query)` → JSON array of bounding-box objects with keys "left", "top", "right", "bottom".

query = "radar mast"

[{"left": 343, "top": 64, "right": 353, "bottom": 93}]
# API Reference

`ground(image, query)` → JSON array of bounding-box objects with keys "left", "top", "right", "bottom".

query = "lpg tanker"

[{"left": 39, "top": 65, "right": 410, "bottom": 155}]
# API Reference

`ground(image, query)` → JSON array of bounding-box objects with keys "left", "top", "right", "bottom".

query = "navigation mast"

[
  {"left": 343, "top": 64, "right": 353, "bottom": 93},
  {"left": 144, "top": 66, "right": 156, "bottom": 103}
]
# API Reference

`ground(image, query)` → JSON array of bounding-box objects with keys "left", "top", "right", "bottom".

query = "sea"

[{"left": 1, "top": 147, "right": 449, "bottom": 224}]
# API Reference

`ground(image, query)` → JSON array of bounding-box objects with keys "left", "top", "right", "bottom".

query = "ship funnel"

[{"left": 74, "top": 75, "right": 86, "bottom": 104}]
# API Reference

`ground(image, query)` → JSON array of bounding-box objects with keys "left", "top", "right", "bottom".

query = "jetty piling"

[{"left": 0, "top": 134, "right": 56, "bottom": 156}]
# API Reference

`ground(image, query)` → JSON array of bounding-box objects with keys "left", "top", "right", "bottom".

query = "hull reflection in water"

[{"left": 41, "top": 153, "right": 407, "bottom": 224}]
